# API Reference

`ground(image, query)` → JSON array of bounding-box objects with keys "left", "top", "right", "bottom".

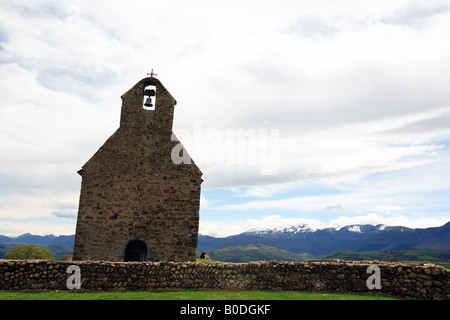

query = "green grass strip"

[{"left": 0, "top": 290, "right": 404, "bottom": 300}]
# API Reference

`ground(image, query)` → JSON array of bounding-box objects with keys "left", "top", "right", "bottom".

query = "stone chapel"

[{"left": 72, "top": 75, "right": 202, "bottom": 262}]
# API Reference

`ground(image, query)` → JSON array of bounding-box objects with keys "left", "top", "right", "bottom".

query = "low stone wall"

[{"left": 1, "top": 259, "right": 448, "bottom": 299}]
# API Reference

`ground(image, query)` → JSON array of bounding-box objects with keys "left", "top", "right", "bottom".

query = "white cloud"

[
  {"left": 200, "top": 195, "right": 218, "bottom": 210},
  {"left": 375, "top": 205, "right": 405, "bottom": 214},
  {"left": 0, "top": 190, "right": 78, "bottom": 220},
  {"left": 216, "top": 189, "right": 411, "bottom": 214},
  {"left": 327, "top": 214, "right": 448, "bottom": 230},
  {"left": 233, "top": 184, "right": 293, "bottom": 198},
  {"left": 324, "top": 204, "right": 343, "bottom": 211},
  {"left": 50, "top": 208, "right": 77, "bottom": 220},
  {"left": 199, "top": 220, "right": 249, "bottom": 238},
  {"left": 0, "top": 219, "right": 75, "bottom": 237}
]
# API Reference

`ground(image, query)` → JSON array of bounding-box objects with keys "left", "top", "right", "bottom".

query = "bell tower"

[{"left": 73, "top": 75, "right": 203, "bottom": 262}]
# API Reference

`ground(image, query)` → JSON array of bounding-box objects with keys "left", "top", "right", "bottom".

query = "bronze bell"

[{"left": 144, "top": 97, "right": 153, "bottom": 108}]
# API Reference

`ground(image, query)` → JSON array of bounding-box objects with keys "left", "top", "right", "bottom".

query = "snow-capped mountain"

[
  {"left": 244, "top": 224, "right": 314, "bottom": 236},
  {"left": 198, "top": 222, "right": 450, "bottom": 256},
  {"left": 244, "top": 223, "right": 388, "bottom": 235},
  {"left": 336, "top": 224, "right": 388, "bottom": 233}
]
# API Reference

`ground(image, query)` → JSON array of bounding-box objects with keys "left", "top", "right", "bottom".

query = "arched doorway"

[{"left": 124, "top": 240, "right": 147, "bottom": 262}]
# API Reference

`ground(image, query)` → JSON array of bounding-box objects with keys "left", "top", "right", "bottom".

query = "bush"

[
  {"left": 60, "top": 254, "right": 72, "bottom": 261},
  {"left": 5, "top": 244, "right": 54, "bottom": 260}
]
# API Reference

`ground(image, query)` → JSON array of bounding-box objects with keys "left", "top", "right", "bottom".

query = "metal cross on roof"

[{"left": 147, "top": 69, "right": 157, "bottom": 77}]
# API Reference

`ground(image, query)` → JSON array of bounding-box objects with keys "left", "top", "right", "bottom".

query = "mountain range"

[
  {"left": 0, "top": 233, "right": 75, "bottom": 245},
  {"left": 1, "top": 222, "right": 449, "bottom": 260},
  {"left": 197, "top": 222, "right": 450, "bottom": 257}
]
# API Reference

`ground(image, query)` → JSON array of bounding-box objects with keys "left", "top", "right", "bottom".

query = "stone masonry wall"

[
  {"left": 73, "top": 77, "right": 202, "bottom": 262},
  {"left": 1, "top": 259, "right": 448, "bottom": 299}
]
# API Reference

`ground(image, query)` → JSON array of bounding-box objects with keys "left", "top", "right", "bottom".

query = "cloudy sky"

[{"left": 1, "top": 0, "right": 450, "bottom": 237}]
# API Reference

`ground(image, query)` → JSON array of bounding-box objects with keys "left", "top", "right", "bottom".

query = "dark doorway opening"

[{"left": 124, "top": 240, "right": 147, "bottom": 262}]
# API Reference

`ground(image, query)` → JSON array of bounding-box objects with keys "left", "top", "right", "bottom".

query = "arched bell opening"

[{"left": 143, "top": 85, "right": 156, "bottom": 110}]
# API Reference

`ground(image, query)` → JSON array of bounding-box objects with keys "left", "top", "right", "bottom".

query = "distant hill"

[
  {"left": 0, "top": 234, "right": 75, "bottom": 259},
  {"left": 204, "top": 244, "right": 315, "bottom": 263},
  {"left": 0, "top": 233, "right": 75, "bottom": 245},
  {"left": 324, "top": 249, "right": 450, "bottom": 268}
]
